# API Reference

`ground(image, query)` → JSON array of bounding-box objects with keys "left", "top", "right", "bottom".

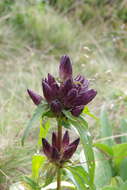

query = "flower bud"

[
  {"left": 59, "top": 79, "right": 73, "bottom": 97},
  {"left": 52, "top": 132, "right": 58, "bottom": 148},
  {"left": 71, "top": 105, "right": 84, "bottom": 117},
  {"left": 51, "top": 147, "right": 60, "bottom": 161},
  {"left": 47, "top": 73, "right": 55, "bottom": 85},
  {"left": 59, "top": 55, "right": 72, "bottom": 81},
  {"left": 42, "top": 81, "right": 52, "bottom": 102},
  {"left": 50, "top": 100, "right": 62, "bottom": 114},
  {"left": 62, "top": 138, "right": 80, "bottom": 161},
  {"left": 62, "top": 131, "right": 69, "bottom": 148},
  {"left": 64, "top": 88, "right": 78, "bottom": 107},
  {"left": 42, "top": 138, "right": 52, "bottom": 159},
  {"left": 81, "top": 89, "right": 97, "bottom": 105},
  {"left": 27, "top": 89, "right": 42, "bottom": 105}
]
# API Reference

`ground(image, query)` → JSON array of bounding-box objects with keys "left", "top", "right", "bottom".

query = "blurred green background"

[{"left": 0, "top": 0, "right": 127, "bottom": 189}]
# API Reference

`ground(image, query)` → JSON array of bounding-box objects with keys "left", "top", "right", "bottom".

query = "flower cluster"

[
  {"left": 27, "top": 55, "right": 97, "bottom": 117},
  {"left": 42, "top": 131, "right": 80, "bottom": 164}
]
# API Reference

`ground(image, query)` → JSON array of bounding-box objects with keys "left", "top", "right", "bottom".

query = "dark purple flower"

[
  {"left": 59, "top": 55, "right": 72, "bottom": 81},
  {"left": 27, "top": 55, "right": 97, "bottom": 117},
  {"left": 27, "top": 89, "right": 42, "bottom": 105},
  {"left": 42, "top": 131, "right": 79, "bottom": 163}
]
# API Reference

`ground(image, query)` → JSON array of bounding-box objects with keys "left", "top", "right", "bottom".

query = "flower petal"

[
  {"left": 62, "top": 131, "right": 69, "bottom": 148},
  {"left": 27, "top": 89, "right": 42, "bottom": 105},
  {"left": 71, "top": 105, "right": 84, "bottom": 117},
  {"left": 59, "top": 55, "right": 72, "bottom": 81},
  {"left": 51, "top": 147, "right": 60, "bottom": 161},
  {"left": 62, "top": 138, "right": 80, "bottom": 161},
  {"left": 42, "top": 138, "right": 52, "bottom": 159},
  {"left": 42, "top": 81, "right": 52, "bottom": 102},
  {"left": 59, "top": 78, "right": 73, "bottom": 98},
  {"left": 52, "top": 132, "right": 58, "bottom": 149}
]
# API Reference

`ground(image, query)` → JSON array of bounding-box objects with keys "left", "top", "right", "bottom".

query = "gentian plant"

[{"left": 22, "top": 55, "right": 97, "bottom": 190}]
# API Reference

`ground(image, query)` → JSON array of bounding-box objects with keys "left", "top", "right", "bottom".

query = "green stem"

[
  {"left": 57, "top": 124, "right": 62, "bottom": 190},
  {"left": 57, "top": 167, "right": 61, "bottom": 190}
]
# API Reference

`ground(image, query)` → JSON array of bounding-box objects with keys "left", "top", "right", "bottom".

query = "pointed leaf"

[
  {"left": 22, "top": 103, "right": 49, "bottom": 145},
  {"left": 94, "top": 148, "right": 112, "bottom": 189},
  {"left": 38, "top": 120, "right": 50, "bottom": 149},
  {"left": 65, "top": 166, "right": 88, "bottom": 190},
  {"left": 63, "top": 110, "right": 95, "bottom": 186},
  {"left": 94, "top": 143, "right": 113, "bottom": 158},
  {"left": 120, "top": 119, "right": 127, "bottom": 143},
  {"left": 100, "top": 105, "right": 115, "bottom": 146},
  {"left": 83, "top": 106, "right": 98, "bottom": 120},
  {"left": 32, "top": 155, "right": 46, "bottom": 181}
]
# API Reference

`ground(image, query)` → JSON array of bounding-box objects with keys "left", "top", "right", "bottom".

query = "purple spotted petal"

[
  {"left": 74, "top": 75, "right": 89, "bottom": 92},
  {"left": 59, "top": 55, "right": 72, "bottom": 81},
  {"left": 27, "top": 89, "right": 42, "bottom": 105}
]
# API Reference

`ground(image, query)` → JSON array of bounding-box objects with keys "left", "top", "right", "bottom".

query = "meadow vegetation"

[{"left": 0, "top": 0, "right": 127, "bottom": 189}]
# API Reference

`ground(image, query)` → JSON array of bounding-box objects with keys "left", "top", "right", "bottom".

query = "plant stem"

[
  {"left": 57, "top": 125, "right": 62, "bottom": 151},
  {"left": 57, "top": 167, "right": 61, "bottom": 190},
  {"left": 57, "top": 124, "right": 62, "bottom": 190}
]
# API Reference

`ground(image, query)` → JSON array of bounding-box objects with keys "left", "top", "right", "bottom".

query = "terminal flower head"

[{"left": 27, "top": 55, "right": 97, "bottom": 117}]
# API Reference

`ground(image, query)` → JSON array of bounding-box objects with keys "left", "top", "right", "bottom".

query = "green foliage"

[
  {"left": 21, "top": 103, "right": 49, "bottom": 145},
  {"left": 63, "top": 110, "right": 95, "bottom": 189},
  {"left": 100, "top": 105, "right": 115, "bottom": 146},
  {"left": 120, "top": 119, "right": 127, "bottom": 143},
  {"left": 65, "top": 166, "right": 89, "bottom": 190},
  {"left": 94, "top": 148, "right": 112, "bottom": 188},
  {"left": 32, "top": 155, "right": 46, "bottom": 182}
]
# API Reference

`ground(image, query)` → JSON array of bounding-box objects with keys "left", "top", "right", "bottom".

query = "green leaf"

[
  {"left": 65, "top": 167, "right": 88, "bottom": 190},
  {"left": 37, "top": 120, "right": 50, "bottom": 149},
  {"left": 43, "top": 164, "right": 56, "bottom": 187},
  {"left": 112, "top": 143, "right": 127, "bottom": 174},
  {"left": 100, "top": 105, "right": 115, "bottom": 146},
  {"left": 120, "top": 181, "right": 127, "bottom": 190},
  {"left": 83, "top": 106, "right": 99, "bottom": 120},
  {"left": 94, "top": 143, "right": 113, "bottom": 158},
  {"left": 110, "top": 176, "right": 124, "bottom": 187},
  {"left": 43, "top": 181, "right": 75, "bottom": 190},
  {"left": 119, "top": 158, "right": 127, "bottom": 181},
  {"left": 101, "top": 186, "right": 119, "bottom": 190},
  {"left": 63, "top": 110, "right": 95, "bottom": 186},
  {"left": 22, "top": 103, "right": 49, "bottom": 145},
  {"left": 32, "top": 154, "right": 46, "bottom": 182},
  {"left": 22, "top": 176, "right": 41, "bottom": 190},
  {"left": 120, "top": 119, "right": 127, "bottom": 143},
  {"left": 94, "top": 148, "right": 112, "bottom": 189}
]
